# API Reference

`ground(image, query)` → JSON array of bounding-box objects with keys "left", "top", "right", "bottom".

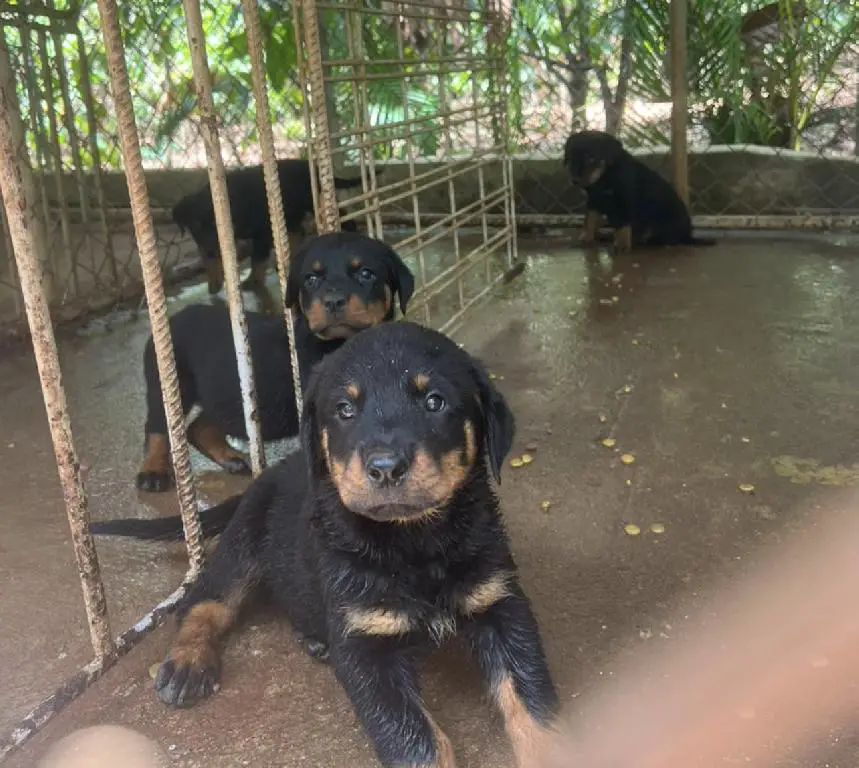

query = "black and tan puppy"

[
  {"left": 137, "top": 231, "right": 414, "bottom": 493},
  {"left": 94, "top": 322, "right": 560, "bottom": 767},
  {"left": 563, "top": 130, "right": 715, "bottom": 252},
  {"left": 172, "top": 158, "right": 370, "bottom": 294}
]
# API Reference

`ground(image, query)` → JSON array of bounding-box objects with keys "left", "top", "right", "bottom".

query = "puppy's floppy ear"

[
  {"left": 382, "top": 244, "right": 415, "bottom": 314},
  {"left": 471, "top": 358, "right": 515, "bottom": 484},
  {"left": 299, "top": 361, "right": 327, "bottom": 484},
  {"left": 285, "top": 238, "right": 314, "bottom": 309}
]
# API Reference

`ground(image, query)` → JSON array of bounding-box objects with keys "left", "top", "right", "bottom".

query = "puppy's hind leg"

[
  {"left": 137, "top": 338, "right": 197, "bottom": 493},
  {"left": 187, "top": 414, "right": 251, "bottom": 476},
  {"left": 240, "top": 237, "right": 270, "bottom": 291}
]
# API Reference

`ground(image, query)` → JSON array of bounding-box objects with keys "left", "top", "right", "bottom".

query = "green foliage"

[{"left": 9, "top": 0, "right": 856, "bottom": 169}]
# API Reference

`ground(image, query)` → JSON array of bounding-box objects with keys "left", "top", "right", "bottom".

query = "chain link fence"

[{"left": 507, "top": 0, "right": 859, "bottom": 231}]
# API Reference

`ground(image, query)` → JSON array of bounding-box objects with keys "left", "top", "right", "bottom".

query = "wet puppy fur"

[
  {"left": 563, "top": 130, "right": 715, "bottom": 252},
  {"left": 97, "top": 322, "right": 560, "bottom": 768},
  {"left": 136, "top": 231, "right": 414, "bottom": 493},
  {"left": 172, "top": 158, "right": 374, "bottom": 295}
]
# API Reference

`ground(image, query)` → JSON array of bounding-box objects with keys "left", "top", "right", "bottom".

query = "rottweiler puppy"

[
  {"left": 137, "top": 231, "right": 414, "bottom": 493},
  {"left": 172, "top": 158, "right": 371, "bottom": 295},
  {"left": 93, "top": 322, "right": 560, "bottom": 767},
  {"left": 563, "top": 130, "right": 715, "bottom": 252}
]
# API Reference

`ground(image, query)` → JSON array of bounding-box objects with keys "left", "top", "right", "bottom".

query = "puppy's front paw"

[
  {"left": 136, "top": 470, "right": 172, "bottom": 493},
  {"left": 154, "top": 646, "right": 221, "bottom": 708}
]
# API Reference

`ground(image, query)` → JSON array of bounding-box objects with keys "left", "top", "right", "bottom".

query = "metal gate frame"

[{"left": 0, "top": 0, "right": 517, "bottom": 758}]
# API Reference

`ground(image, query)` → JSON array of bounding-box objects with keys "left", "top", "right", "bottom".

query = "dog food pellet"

[
  {"left": 624, "top": 523, "right": 641, "bottom": 536},
  {"left": 649, "top": 523, "right": 665, "bottom": 534},
  {"left": 620, "top": 453, "right": 636, "bottom": 465},
  {"left": 510, "top": 457, "right": 524, "bottom": 468},
  {"left": 148, "top": 663, "right": 159, "bottom": 680},
  {"left": 738, "top": 483, "right": 755, "bottom": 494},
  {"left": 601, "top": 437, "right": 616, "bottom": 448},
  {"left": 540, "top": 500, "right": 552, "bottom": 513},
  {"left": 525, "top": 442, "right": 538, "bottom": 452},
  {"left": 520, "top": 453, "right": 533, "bottom": 465}
]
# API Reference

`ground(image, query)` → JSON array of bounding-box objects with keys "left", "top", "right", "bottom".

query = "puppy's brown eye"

[
  {"left": 357, "top": 267, "right": 375, "bottom": 284},
  {"left": 336, "top": 401, "right": 356, "bottom": 420},
  {"left": 425, "top": 393, "right": 445, "bottom": 413},
  {"left": 305, "top": 274, "right": 321, "bottom": 289}
]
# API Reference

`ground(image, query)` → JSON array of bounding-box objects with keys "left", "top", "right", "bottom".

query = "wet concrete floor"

[{"left": 3, "top": 233, "right": 859, "bottom": 765}]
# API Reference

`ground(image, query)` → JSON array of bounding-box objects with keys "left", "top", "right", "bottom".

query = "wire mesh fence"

[{"left": 508, "top": 0, "right": 859, "bottom": 230}]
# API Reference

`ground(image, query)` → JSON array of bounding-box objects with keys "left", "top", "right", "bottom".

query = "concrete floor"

[{"left": 3, "top": 233, "right": 859, "bottom": 765}]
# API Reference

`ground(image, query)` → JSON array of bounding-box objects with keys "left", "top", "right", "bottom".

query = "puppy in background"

[{"left": 563, "top": 130, "right": 715, "bottom": 252}]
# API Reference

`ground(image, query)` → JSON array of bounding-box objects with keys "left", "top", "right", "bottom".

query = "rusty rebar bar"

[
  {"left": 181, "top": 0, "right": 265, "bottom": 476},
  {"left": 37, "top": 30, "right": 77, "bottom": 299},
  {"left": 95, "top": 0, "right": 204, "bottom": 571},
  {"left": 240, "top": 0, "right": 304, "bottom": 417},
  {"left": 0, "top": 41, "right": 114, "bottom": 660},
  {"left": 76, "top": 31, "right": 119, "bottom": 291},
  {"left": 669, "top": 0, "right": 689, "bottom": 204},
  {"left": 300, "top": 0, "right": 343, "bottom": 232}
]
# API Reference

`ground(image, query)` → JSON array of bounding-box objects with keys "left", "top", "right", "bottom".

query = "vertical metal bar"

[
  {"left": 240, "top": 0, "right": 304, "bottom": 418},
  {"left": 38, "top": 30, "right": 78, "bottom": 299},
  {"left": 52, "top": 25, "right": 90, "bottom": 226},
  {"left": 669, "top": 0, "right": 689, "bottom": 205},
  {"left": 94, "top": 0, "right": 205, "bottom": 571},
  {"left": 348, "top": 4, "right": 383, "bottom": 240},
  {"left": 0, "top": 200, "right": 23, "bottom": 317},
  {"left": 393, "top": 4, "right": 429, "bottom": 324},
  {"left": 467, "top": 12, "right": 491, "bottom": 284},
  {"left": 300, "top": 0, "right": 343, "bottom": 232},
  {"left": 18, "top": 28, "right": 56, "bottom": 301},
  {"left": 0, "top": 45, "right": 114, "bottom": 660},
  {"left": 181, "top": 0, "right": 265, "bottom": 476},
  {"left": 76, "top": 32, "right": 119, "bottom": 291},
  {"left": 493, "top": 0, "right": 518, "bottom": 268},
  {"left": 436, "top": 21, "right": 465, "bottom": 311}
]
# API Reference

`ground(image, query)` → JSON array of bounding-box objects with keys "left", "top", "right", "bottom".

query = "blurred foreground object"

[
  {"left": 39, "top": 725, "right": 169, "bottom": 768},
  {"left": 562, "top": 494, "right": 859, "bottom": 767}
]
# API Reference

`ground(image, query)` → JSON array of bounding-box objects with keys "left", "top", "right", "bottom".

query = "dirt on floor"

[{"left": 3, "top": 232, "right": 859, "bottom": 766}]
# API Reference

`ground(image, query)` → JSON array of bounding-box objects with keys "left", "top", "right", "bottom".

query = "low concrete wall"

[{"left": 39, "top": 146, "right": 859, "bottom": 219}]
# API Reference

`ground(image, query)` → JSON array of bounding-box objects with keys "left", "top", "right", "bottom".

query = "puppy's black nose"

[
  {"left": 323, "top": 294, "right": 347, "bottom": 314},
  {"left": 365, "top": 451, "right": 410, "bottom": 487}
]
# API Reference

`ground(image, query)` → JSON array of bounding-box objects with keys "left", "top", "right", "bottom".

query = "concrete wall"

[
  {"left": 38, "top": 146, "right": 859, "bottom": 219},
  {"left": 2, "top": 147, "right": 856, "bottom": 329}
]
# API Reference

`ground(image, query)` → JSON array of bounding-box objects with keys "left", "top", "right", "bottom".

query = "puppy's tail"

[
  {"left": 333, "top": 167, "right": 384, "bottom": 190},
  {"left": 90, "top": 495, "right": 242, "bottom": 541}
]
